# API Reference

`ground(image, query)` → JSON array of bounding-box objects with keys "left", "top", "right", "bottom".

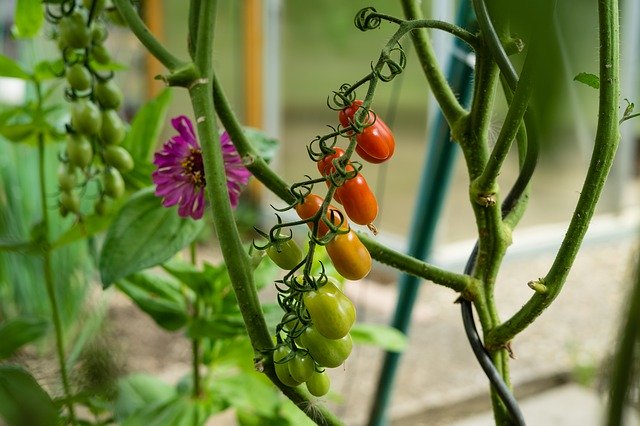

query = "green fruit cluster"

[
  {"left": 54, "top": 0, "right": 133, "bottom": 217},
  {"left": 272, "top": 276, "right": 355, "bottom": 397}
]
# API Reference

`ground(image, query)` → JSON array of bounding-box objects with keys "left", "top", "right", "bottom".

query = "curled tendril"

[
  {"left": 354, "top": 7, "right": 381, "bottom": 32},
  {"left": 45, "top": 0, "right": 76, "bottom": 23},
  {"left": 327, "top": 84, "right": 357, "bottom": 110},
  {"left": 306, "top": 128, "right": 341, "bottom": 161},
  {"left": 374, "top": 44, "right": 407, "bottom": 83}
]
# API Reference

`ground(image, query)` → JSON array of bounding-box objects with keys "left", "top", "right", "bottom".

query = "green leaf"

[
  {"left": 350, "top": 323, "right": 408, "bottom": 352},
  {"left": 0, "top": 317, "right": 49, "bottom": 359},
  {"left": 243, "top": 127, "right": 279, "bottom": 163},
  {"left": 121, "top": 396, "right": 208, "bottom": 426},
  {"left": 121, "top": 89, "right": 172, "bottom": 188},
  {"left": 0, "top": 366, "right": 59, "bottom": 425},
  {"left": 574, "top": 72, "right": 600, "bottom": 89},
  {"left": 52, "top": 213, "right": 114, "bottom": 249},
  {"left": 13, "top": 0, "right": 44, "bottom": 39},
  {"left": 0, "top": 54, "right": 31, "bottom": 79},
  {"left": 116, "top": 272, "right": 188, "bottom": 331},
  {"left": 162, "top": 258, "right": 227, "bottom": 295},
  {"left": 33, "top": 59, "right": 65, "bottom": 81},
  {"left": 113, "top": 374, "right": 175, "bottom": 420},
  {"left": 99, "top": 187, "right": 204, "bottom": 286},
  {"left": 187, "top": 314, "right": 246, "bottom": 340}
]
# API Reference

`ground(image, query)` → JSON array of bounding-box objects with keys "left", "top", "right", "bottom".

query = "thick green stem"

[
  {"left": 399, "top": 0, "right": 467, "bottom": 127},
  {"left": 360, "top": 235, "right": 479, "bottom": 297},
  {"left": 38, "top": 136, "right": 76, "bottom": 424},
  {"left": 112, "top": 0, "right": 186, "bottom": 71},
  {"left": 485, "top": 0, "right": 620, "bottom": 350}
]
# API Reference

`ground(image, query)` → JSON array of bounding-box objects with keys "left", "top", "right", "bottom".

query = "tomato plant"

[
  {"left": 103, "top": 145, "right": 134, "bottom": 172},
  {"left": 296, "top": 326, "right": 353, "bottom": 368},
  {"left": 339, "top": 100, "right": 395, "bottom": 163},
  {"left": 266, "top": 234, "right": 304, "bottom": 270},
  {"left": 326, "top": 230, "right": 372, "bottom": 280},
  {"left": 295, "top": 194, "right": 348, "bottom": 237},
  {"left": 303, "top": 279, "right": 356, "bottom": 339},
  {"left": 71, "top": 100, "right": 102, "bottom": 136},
  {"left": 287, "top": 351, "right": 315, "bottom": 383},
  {"left": 273, "top": 346, "right": 301, "bottom": 387},
  {"left": 306, "top": 371, "right": 331, "bottom": 397}
]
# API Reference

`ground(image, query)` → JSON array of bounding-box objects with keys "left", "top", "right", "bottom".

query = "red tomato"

[
  {"left": 336, "top": 171, "right": 378, "bottom": 226},
  {"left": 317, "top": 147, "right": 345, "bottom": 176},
  {"left": 339, "top": 100, "right": 395, "bottom": 163},
  {"left": 295, "top": 194, "right": 347, "bottom": 237},
  {"left": 326, "top": 230, "right": 372, "bottom": 280}
]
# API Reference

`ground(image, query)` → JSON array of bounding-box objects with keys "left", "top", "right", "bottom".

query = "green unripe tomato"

[
  {"left": 66, "top": 63, "right": 92, "bottom": 92},
  {"left": 288, "top": 352, "right": 315, "bottom": 383},
  {"left": 266, "top": 235, "right": 303, "bottom": 270},
  {"left": 103, "top": 167, "right": 125, "bottom": 198},
  {"left": 92, "top": 44, "right": 111, "bottom": 64},
  {"left": 273, "top": 346, "right": 301, "bottom": 387},
  {"left": 57, "top": 164, "right": 77, "bottom": 191},
  {"left": 71, "top": 100, "right": 102, "bottom": 136},
  {"left": 296, "top": 326, "right": 352, "bottom": 368},
  {"left": 58, "top": 11, "right": 91, "bottom": 50},
  {"left": 94, "top": 80, "right": 123, "bottom": 110},
  {"left": 103, "top": 145, "right": 134, "bottom": 172},
  {"left": 99, "top": 109, "right": 126, "bottom": 145},
  {"left": 303, "top": 280, "right": 356, "bottom": 340},
  {"left": 66, "top": 134, "right": 93, "bottom": 168},
  {"left": 306, "top": 371, "right": 330, "bottom": 397},
  {"left": 91, "top": 24, "right": 108, "bottom": 44},
  {"left": 94, "top": 196, "right": 110, "bottom": 216},
  {"left": 59, "top": 203, "right": 69, "bottom": 218},
  {"left": 60, "top": 191, "right": 80, "bottom": 214}
]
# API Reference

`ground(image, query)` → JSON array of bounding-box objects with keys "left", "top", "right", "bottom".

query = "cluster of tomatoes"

[
  {"left": 53, "top": 0, "right": 133, "bottom": 217},
  {"left": 262, "top": 100, "right": 395, "bottom": 397}
]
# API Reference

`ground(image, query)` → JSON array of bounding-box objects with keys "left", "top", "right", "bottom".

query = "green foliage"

[
  {"left": 0, "top": 317, "right": 49, "bottom": 359},
  {"left": 350, "top": 322, "right": 408, "bottom": 352},
  {"left": 13, "top": 0, "right": 44, "bottom": 38},
  {"left": 0, "top": 366, "right": 59, "bottom": 425},
  {"left": 0, "top": 54, "right": 31, "bottom": 79},
  {"left": 116, "top": 272, "right": 188, "bottom": 331},
  {"left": 99, "top": 187, "right": 204, "bottom": 286},
  {"left": 0, "top": 140, "right": 90, "bottom": 330},
  {"left": 121, "top": 89, "right": 172, "bottom": 189},
  {"left": 574, "top": 72, "right": 600, "bottom": 89}
]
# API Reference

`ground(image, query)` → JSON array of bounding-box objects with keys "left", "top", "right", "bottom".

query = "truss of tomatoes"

[{"left": 266, "top": 100, "right": 395, "bottom": 395}]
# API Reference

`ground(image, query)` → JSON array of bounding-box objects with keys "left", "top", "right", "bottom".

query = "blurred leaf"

[
  {"left": 122, "top": 89, "right": 172, "bottom": 188},
  {"left": 350, "top": 323, "right": 407, "bottom": 352},
  {"left": 0, "top": 366, "right": 59, "bottom": 425},
  {"left": 212, "top": 374, "right": 279, "bottom": 418},
  {"left": 187, "top": 314, "right": 246, "bottom": 340},
  {"left": 12, "top": 0, "right": 44, "bottom": 38},
  {"left": 113, "top": 374, "right": 175, "bottom": 420},
  {"left": 116, "top": 272, "right": 188, "bottom": 331},
  {"left": 99, "top": 187, "right": 204, "bottom": 287},
  {"left": 574, "top": 72, "right": 600, "bottom": 89},
  {"left": 33, "top": 59, "right": 65, "bottom": 81},
  {"left": 121, "top": 395, "right": 209, "bottom": 426},
  {"left": 0, "top": 317, "right": 48, "bottom": 359},
  {"left": 52, "top": 213, "right": 114, "bottom": 249},
  {"left": 162, "top": 258, "right": 225, "bottom": 296},
  {"left": 243, "top": 127, "right": 279, "bottom": 163},
  {"left": 0, "top": 55, "right": 31, "bottom": 79}
]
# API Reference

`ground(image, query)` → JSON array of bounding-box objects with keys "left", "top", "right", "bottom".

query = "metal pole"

[{"left": 367, "top": 2, "right": 475, "bottom": 424}]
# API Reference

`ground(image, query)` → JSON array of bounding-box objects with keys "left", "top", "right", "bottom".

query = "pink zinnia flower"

[{"left": 152, "top": 116, "right": 251, "bottom": 219}]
